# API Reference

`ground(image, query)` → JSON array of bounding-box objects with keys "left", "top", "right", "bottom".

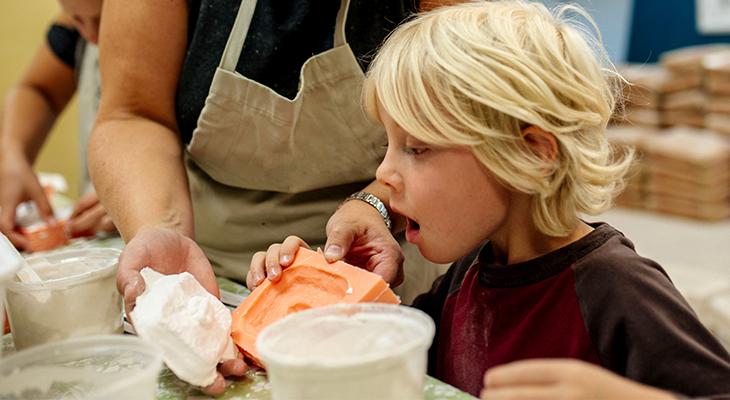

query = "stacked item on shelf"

[
  {"left": 659, "top": 45, "right": 730, "bottom": 128},
  {"left": 618, "top": 64, "right": 685, "bottom": 127},
  {"left": 642, "top": 127, "right": 730, "bottom": 220},
  {"left": 703, "top": 50, "right": 730, "bottom": 137},
  {"left": 605, "top": 125, "right": 730, "bottom": 220},
  {"left": 605, "top": 126, "right": 655, "bottom": 208}
]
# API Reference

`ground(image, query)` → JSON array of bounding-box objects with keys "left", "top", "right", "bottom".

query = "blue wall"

[{"left": 628, "top": 0, "right": 730, "bottom": 63}]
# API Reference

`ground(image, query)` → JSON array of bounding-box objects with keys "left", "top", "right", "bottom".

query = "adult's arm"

[
  {"left": 90, "top": 1, "right": 232, "bottom": 393},
  {"left": 0, "top": 15, "right": 77, "bottom": 248},
  {"left": 89, "top": 0, "right": 192, "bottom": 241}
]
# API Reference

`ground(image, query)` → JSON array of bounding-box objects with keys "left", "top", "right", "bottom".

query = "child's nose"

[{"left": 375, "top": 158, "right": 402, "bottom": 193}]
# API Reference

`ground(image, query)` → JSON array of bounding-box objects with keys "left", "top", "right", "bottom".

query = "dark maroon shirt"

[{"left": 413, "top": 223, "right": 730, "bottom": 398}]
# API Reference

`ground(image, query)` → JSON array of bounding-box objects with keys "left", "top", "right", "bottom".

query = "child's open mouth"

[{"left": 405, "top": 218, "right": 421, "bottom": 243}]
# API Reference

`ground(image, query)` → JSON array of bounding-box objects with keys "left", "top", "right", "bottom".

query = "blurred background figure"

[{"left": 0, "top": 0, "right": 115, "bottom": 251}]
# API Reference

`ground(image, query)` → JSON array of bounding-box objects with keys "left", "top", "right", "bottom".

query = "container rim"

[
  {"left": 256, "top": 303, "right": 435, "bottom": 369},
  {"left": 7, "top": 248, "right": 121, "bottom": 291},
  {"left": 0, "top": 334, "right": 163, "bottom": 397}
]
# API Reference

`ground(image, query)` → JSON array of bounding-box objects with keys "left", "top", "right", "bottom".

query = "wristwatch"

[{"left": 345, "top": 192, "right": 392, "bottom": 231}]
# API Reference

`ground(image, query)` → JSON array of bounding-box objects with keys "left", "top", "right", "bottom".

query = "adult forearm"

[
  {"left": 88, "top": 118, "right": 194, "bottom": 242},
  {"left": 0, "top": 85, "right": 56, "bottom": 161}
]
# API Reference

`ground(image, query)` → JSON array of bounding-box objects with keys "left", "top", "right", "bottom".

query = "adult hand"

[
  {"left": 481, "top": 359, "right": 675, "bottom": 400},
  {"left": 202, "top": 358, "right": 249, "bottom": 396},
  {"left": 119, "top": 228, "right": 246, "bottom": 395},
  {"left": 323, "top": 199, "right": 404, "bottom": 286},
  {"left": 66, "top": 189, "right": 117, "bottom": 237},
  {"left": 117, "top": 227, "right": 219, "bottom": 317},
  {"left": 0, "top": 153, "right": 53, "bottom": 249}
]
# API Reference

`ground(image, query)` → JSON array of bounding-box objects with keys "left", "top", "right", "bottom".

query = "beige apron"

[
  {"left": 77, "top": 43, "right": 99, "bottom": 195},
  {"left": 186, "top": 0, "right": 447, "bottom": 304}
]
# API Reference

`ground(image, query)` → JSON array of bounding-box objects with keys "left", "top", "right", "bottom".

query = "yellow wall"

[{"left": 0, "top": 1, "right": 81, "bottom": 200}]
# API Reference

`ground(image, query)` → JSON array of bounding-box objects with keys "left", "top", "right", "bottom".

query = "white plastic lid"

[
  {"left": 8, "top": 248, "right": 121, "bottom": 291},
  {"left": 0, "top": 334, "right": 162, "bottom": 399}
]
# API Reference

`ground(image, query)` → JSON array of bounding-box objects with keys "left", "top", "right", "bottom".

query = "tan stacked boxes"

[
  {"left": 619, "top": 65, "right": 673, "bottom": 127},
  {"left": 703, "top": 50, "right": 730, "bottom": 137},
  {"left": 606, "top": 126, "right": 656, "bottom": 208},
  {"left": 642, "top": 127, "right": 730, "bottom": 220},
  {"left": 659, "top": 45, "right": 730, "bottom": 128}
]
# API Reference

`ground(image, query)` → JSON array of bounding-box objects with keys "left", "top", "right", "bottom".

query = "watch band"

[{"left": 345, "top": 192, "right": 392, "bottom": 231}]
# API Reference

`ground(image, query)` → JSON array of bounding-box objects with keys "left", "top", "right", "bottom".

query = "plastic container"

[
  {"left": 5, "top": 248, "right": 123, "bottom": 350},
  {"left": 257, "top": 303, "right": 435, "bottom": 400},
  {"left": 0, "top": 234, "right": 23, "bottom": 354},
  {"left": 0, "top": 334, "right": 162, "bottom": 399}
]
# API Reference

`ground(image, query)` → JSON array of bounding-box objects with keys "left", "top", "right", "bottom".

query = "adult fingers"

[
  {"left": 218, "top": 358, "right": 248, "bottom": 377},
  {"left": 202, "top": 373, "right": 227, "bottom": 396},
  {"left": 67, "top": 204, "right": 106, "bottom": 235},
  {"left": 0, "top": 202, "right": 28, "bottom": 249},
  {"left": 323, "top": 222, "right": 356, "bottom": 262},
  {"left": 99, "top": 214, "right": 116, "bottom": 233},
  {"left": 27, "top": 184, "right": 55, "bottom": 223},
  {"left": 70, "top": 190, "right": 99, "bottom": 218}
]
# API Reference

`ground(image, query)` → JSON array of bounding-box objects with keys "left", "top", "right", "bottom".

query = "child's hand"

[
  {"left": 481, "top": 359, "right": 675, "bottom": 400},
  {"left": 246, "top": 236, "right": 310, "bottom": 290}
]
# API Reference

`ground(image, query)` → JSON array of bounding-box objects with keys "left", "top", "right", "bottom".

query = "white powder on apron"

[{"left": 131, "top": 268, "right": 236, "bottom": 387}]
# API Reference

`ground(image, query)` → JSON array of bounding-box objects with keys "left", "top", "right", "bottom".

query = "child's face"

[
  {"left": 376, "top": 107, "right": 512, "bottom": 264},
  {"left": 58, "top": 0, "right": 102, "bottom": 44}
]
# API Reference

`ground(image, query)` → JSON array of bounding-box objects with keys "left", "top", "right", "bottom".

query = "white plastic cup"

[
  {"left": 5, "top": 248, "right": 123, "bottom": 350},
  {"left": 257, "top": 303, "right": 435, "bottom": 400},
  {"left": 0, "top": 334, "right": 162, "bottom": 399}
]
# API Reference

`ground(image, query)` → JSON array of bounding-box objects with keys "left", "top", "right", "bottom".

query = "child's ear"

[{"left": 521, "top": 125, "right": 558, "bottom": 162}]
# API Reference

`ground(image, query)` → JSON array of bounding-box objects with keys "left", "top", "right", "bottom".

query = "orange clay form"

[
  {"left": 20, "top": 222, "right": 68, "bottom": 253},
  {"left": 231, "top": 247, "right": 400, "bottom": 367}
]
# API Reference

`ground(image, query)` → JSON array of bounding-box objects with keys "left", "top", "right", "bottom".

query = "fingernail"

[
  {"left": 255, "top": 273, "right": 264, "bottom": 284},
  {"left": 324, "top": 245, "right": 341, "bottom": 260},
  {"left": 280, "top": 254, "right": 291, "bottom": 264}
]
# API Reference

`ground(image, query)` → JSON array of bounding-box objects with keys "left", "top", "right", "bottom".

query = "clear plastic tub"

[
  {"left": 0, "top": 334, "right": 162, "bottom": 399},
  {"left": 257, "top": 303, "right": 435, "bottom": 400},
  {"left": 0, "top": 234, "right": 22, "bottom": 356},
  {"left": 5, "top": 248, "right": 123, "bottom": 350}
]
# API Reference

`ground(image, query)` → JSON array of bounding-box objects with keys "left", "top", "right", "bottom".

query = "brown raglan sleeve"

[{"left": 573, "top": 235, "right": 730, "bottom": 399}]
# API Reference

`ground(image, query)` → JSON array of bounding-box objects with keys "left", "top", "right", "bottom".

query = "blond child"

[{"left": 248, "top": 1, "right": 730, "bottom": 398}]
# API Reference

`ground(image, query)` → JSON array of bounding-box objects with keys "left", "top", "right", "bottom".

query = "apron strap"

[
  {"left": 219, "top": 0, "right": 258, "bottom": 71},
  {"left": 220, "top": 0, "right": 351, "bottom": 72},
  {"left": 334, "top": 0, "right": 351, "bottom": 47}
]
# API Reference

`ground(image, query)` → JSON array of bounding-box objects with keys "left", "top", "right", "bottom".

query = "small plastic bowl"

[
  {"left": 6, "top": 248, "right": 123, "bottom": 350},
  {"left": 257, "top": 303, "right": 435, "bottom": 400},
  {"left": 0, "top": 334, "right": 162, "bottom": 400}
]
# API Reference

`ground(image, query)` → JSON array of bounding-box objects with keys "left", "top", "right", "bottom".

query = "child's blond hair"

[{"left": 364, "top": 0, "right": 633, "bottom": 237}]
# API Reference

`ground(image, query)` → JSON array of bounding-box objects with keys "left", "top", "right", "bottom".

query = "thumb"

[
  {"left": 324, "top": 225, "right": 356, "bottom": 262},
  {"left": 28, "top": 186, "right": 55, "bottom": 223},
  {"left": 120, "top": 273, "right": 146, "bottom": 316}
]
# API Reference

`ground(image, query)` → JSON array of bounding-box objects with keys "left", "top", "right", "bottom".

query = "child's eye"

[{"left": 403, "top": 146, "right": 428, "bottom": 156}]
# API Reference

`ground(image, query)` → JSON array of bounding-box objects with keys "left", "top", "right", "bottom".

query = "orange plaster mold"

[
  {"left": 231, "top": 247, "right": 400, "bottom": 367},
  {"left": 19, "top": 222, "right": 68, "bottom": 253}
]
